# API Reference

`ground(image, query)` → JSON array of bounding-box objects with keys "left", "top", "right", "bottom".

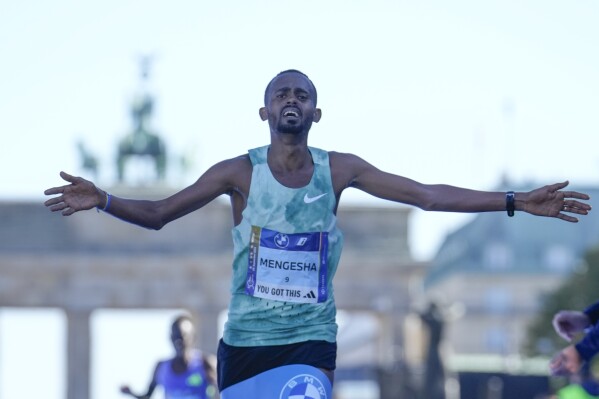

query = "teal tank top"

[{"left": 223, "top": 145, "right": 343, "bottom": 346}]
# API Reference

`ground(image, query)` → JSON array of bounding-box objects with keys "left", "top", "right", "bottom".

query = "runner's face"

[
  {"left": 171, "top": 319, "right": 194, "bottom": 355},
  {"left": 266, "top": 73, "right": 317, "bottom": 135}
]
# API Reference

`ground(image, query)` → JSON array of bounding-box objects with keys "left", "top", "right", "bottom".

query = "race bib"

[{"left": 245, "top": 226, "right": 328, "bottom": 303}]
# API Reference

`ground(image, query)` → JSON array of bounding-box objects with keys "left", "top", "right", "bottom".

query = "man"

[
  {"left": 120, "top": 314, "right": 217, "bottom": 399},
  {"left": 45, "top": 69, "right": 592, "bottom": 398}
]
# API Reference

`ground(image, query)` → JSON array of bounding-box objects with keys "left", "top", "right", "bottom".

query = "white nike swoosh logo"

[{"left": 303, "top": 193, "right": 327, "bottom": 203}]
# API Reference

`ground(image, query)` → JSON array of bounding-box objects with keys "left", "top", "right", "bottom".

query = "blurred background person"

[{"left": 120, "top": 313, "right": 218, "bottom": 399}]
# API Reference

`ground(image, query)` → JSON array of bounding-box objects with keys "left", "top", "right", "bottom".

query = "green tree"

[{"left": 524, "top": 245, "right": 599, "bottom": 357}]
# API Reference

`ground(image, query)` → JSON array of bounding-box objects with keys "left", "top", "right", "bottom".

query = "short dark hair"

[{"left": 264, "top": 69, "right": 317, "bottom": 106}]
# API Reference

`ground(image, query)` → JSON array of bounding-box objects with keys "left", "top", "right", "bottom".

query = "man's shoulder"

[
  {"left": 328, "top": 151, "right": 370, "bottom": 188},
  {"left": 219, "top": 154, "right": 252, "bottom": 169},
  {"left": 327, "top": 151, "right": 362, "bottom": 165},
  {"left": 207, "top": 155, "right": 253, "bottom": 188}
]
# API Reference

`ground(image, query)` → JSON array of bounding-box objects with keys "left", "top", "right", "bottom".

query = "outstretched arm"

[
  {"left": 120, "top": 362, "right": 160, "bottom": 399},
  {"left": 44, "top": 156, "right": 251, "bottom": 229},
  {"left": 330, "top": 152, "right": 591, "bottom": 222},
  {"left": 120, "top": 385, "right": 152, "bottom": 399}
]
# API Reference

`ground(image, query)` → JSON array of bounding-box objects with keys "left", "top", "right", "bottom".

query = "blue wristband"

[
  {"left": 102, "top": 193, "right": 112, "bottom": 211},
  {"left": 97, "top": 192, "right": 111, "bottom": 212}
]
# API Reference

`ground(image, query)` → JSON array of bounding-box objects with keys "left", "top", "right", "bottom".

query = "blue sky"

[{"left": 2, "top": 0, "right": 598, "bottom": 260}]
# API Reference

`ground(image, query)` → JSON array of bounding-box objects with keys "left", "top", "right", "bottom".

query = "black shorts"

[{"left": 217, "top": 339, "right": 337, "bottom": 391}]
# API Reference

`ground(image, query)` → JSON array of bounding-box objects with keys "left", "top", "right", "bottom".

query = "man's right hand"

[{"left": 44, "top": 171, "right": 105, "bottom": 216}]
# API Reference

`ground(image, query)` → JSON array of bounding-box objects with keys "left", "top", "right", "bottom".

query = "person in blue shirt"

[
  {"left": 120, "top": 314, "right": 217, "bottom": 399},
  {"left": 45, "top": 69, "right": 592, "bottom": 398},
  {"left": 551, "top": 301, "right": 599, "bottom": 392}
]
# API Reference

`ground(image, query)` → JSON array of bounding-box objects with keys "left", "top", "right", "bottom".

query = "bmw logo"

[
  {"left": 274, "top": 233, "right": 290, "bottom": 249},
  {"left": 279, "top": 374, "right": 327, "bottom": 399}
]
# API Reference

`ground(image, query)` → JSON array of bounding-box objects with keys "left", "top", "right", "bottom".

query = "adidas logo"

[{"left": 303, "top": 291, "right": 316, "bottom": 299}]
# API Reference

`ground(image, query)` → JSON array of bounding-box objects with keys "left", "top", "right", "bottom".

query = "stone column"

[{"left": 66, "top": 308, "right": 91, "bottom": 399}]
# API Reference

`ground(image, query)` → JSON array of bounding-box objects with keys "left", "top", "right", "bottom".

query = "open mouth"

[{"left": 282, "top": 108, "right": 300, "bottom": 118}]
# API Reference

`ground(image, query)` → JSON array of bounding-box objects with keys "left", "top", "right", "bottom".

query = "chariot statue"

[{"left": 116, "top": 56, "right": 167, "bottom": 183}]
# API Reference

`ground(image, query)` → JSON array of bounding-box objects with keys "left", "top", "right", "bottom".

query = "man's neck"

[
  {"left": 267, "top": 140, "right": 314, "bottom": 188},
  {"left": 268, "top": 135, "right": 311, "bottom": 172}
]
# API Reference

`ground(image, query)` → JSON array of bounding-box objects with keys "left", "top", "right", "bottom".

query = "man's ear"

[
  {"left": 259, "top": 107, "right": 268, "bottom": 121},
  {"left": 313, "top": 108, "right": 322, "bottom": 123}
]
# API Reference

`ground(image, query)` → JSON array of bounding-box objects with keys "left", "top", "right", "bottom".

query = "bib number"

[{"left": 245, "top": 226, "right": 328, "bottom": 303}]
